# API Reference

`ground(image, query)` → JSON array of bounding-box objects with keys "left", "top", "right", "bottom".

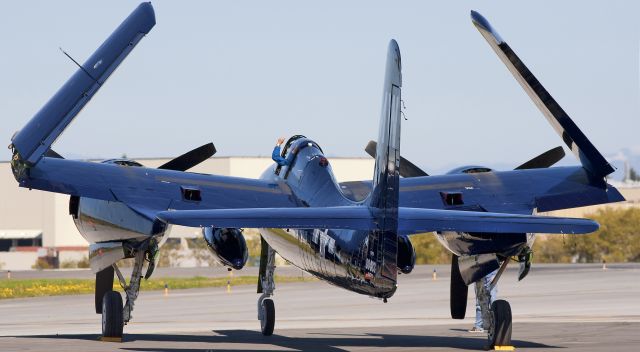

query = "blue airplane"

[{"left": 8, "top": 3, "right": 624, "bottom": 349}]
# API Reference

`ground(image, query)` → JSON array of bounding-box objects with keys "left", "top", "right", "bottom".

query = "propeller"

[
  {"left": 43, "top": 143, "right": 216, "bottom": 172},
  {"left": 158, "top": 143, "right": 216, "bottom": 171},
  {"left": 514, "top": 146, "right": 565, "bottom": 170},
  {"left": 365, "top": 140, "right": 429, "bottom": 177},
  {"left": 450, "top": 254, "right": 468, "bottom": 319},
  {"left": 44, "top": 149, "right": 64, "bottom": 159}
]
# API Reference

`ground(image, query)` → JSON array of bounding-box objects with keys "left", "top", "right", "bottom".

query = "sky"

[{"left": 1, "top": 1, "right": 638, "bottom": 177}]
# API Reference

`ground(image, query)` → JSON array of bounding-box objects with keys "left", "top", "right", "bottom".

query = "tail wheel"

[
  {"left": 260, "top": 298, "right": 275, "bottom": 336},
  {"left": 102, "top": 291, "right": 124, "bottom": 338},
  {"left": 450, "top": 254, "right": 468, "bottom": 319},
  {"left": 489, "top": 299, "right": 512, "bottom": 348}
]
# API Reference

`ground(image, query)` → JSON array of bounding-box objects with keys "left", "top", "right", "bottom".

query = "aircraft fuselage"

[{"left": 25, "top": 137, "right": 623, "bottom": 299}]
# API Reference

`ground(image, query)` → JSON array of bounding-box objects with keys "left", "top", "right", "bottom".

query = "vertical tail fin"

[
  {"left": 370, "top": 39, "right": 402, "bottom": 210},
  {"left": 368, "top": 40, "right": 402, "bottom": 283}
]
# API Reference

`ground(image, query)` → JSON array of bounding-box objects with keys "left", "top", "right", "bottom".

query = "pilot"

[
  {"left": 272, "top": 137, "right": 290, "bottom": 167},
  {"left": 469, "top": 268, "right": 498, "bottom": 333}
]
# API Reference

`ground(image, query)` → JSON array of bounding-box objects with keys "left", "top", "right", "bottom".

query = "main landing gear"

[
  {"left": 96, "top": 242, "right": 157, "bottom": 339},
  {"left": 257, "top": 237, "right": 276, "bottom": 336},
  {"left": 476, "top": 258, "right": 512, "bottom": 349}
]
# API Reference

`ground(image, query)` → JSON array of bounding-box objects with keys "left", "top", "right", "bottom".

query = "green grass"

[{"left": 0, "top": 275, "right": 314, "bottom": 299}]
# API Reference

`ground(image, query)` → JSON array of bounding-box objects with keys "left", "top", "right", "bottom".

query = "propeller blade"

[
  {"left": 515, "top": 146, "right": 565, "bottom": 170},
  {"left": 364, "top": 140, "right": 376, "bottom": 158},
  {"left": 44, "top": 149, "right": 64, "bottom": 159},
  {"left": 158, "top": 143, "right": 216, "bottom": 171},
  {"left": 365, "top": 140, "right": 428, "bottom": 177}
]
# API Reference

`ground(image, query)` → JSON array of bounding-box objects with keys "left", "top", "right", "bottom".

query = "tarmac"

[{"left": 0, "top": 264, "right": 638, "bottom": 351}]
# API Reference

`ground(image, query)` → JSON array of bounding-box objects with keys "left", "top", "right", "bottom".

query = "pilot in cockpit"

[{"left": 272, "top": 137, "right": 290, "bottom": 167}]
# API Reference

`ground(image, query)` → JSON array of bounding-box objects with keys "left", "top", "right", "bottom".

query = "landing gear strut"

[
  {"left": 476, "top": 258, "right": 513, "bottom": 349},
  {"left": 257, "top": 237, "right": 276, "bottom": 336},
  {"left": 100, "top": 242, "right": 157, "bottom": 339}
]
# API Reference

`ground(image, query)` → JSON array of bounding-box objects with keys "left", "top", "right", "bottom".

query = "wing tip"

[
  {"left": 569, "top": 218, "right": 599, "bottom": 234},
  {"left": 470, "top": 10, "right": 503, "bottom": 45},
  {"left": 139, "top": 2, "right": 157, "bottom": 29}
]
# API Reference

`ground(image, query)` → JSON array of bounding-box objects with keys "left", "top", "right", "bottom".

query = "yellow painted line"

[
  {"left": 98, "top": 336, "right": 122, "bottom": 343},
  {"left": 494, "top": 346, "right": 515, "bottom": 351}
]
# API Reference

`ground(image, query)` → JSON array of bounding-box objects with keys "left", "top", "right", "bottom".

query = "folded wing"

[
  {"left": 10, "top": 3, "right": 156, "bottom": 166},
  {"left": 471, "top": 10, "right": 614, "bottom": 178}
]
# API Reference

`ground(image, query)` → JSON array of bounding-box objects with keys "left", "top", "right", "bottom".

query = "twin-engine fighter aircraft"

[{"left": 9, "top": 3, "right": 624, "bottom": 349}]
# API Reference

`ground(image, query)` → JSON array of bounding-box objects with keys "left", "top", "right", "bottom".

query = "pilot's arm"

[{"left": 272, "top": 137, "right": 289, "bottom": 167}]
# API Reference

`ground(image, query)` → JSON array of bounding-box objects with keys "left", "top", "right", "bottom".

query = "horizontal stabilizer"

[
  {"left": 471, "top": 10, "right": 615, "bottom": 178},
  {"left": 10, "top": 3, "right": 155, "bottom": 166},
  {"left": 399, "top": 207, "right": 597, "bottom": 234},
  {"left": 158, "top": 207, "right": 376, "bottom": 230},
  {"left": 157, "top": 206, "right": 598, "bottom": 234}
]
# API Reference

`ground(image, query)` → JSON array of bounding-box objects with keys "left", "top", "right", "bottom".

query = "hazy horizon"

[{"left": 2, "top": 1, "right": 638, "bottom": 180}]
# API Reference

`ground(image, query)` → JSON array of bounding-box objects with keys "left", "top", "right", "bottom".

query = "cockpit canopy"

[
  {"left": 280, "top": 135, "right": 324, "bottom": 159},
  {"left": 447, "top": 165, "right": 493, "bottom": 174},
  {"left": 102, "top": 159, "right": 144, "bottom": 167},
  {"left": 275, "top": 135, "right": 325, "bottom": 177}
]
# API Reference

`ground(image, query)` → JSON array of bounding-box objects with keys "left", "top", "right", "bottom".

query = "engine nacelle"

[
  {"left": 70, "top": 196, "right": 167, "bottom": 244},
  {"left": 397, "top": 235, "right": 416, "bottom": 274},
  {"left": 202, "top": 227, "right": 249, "bottom": 270}
]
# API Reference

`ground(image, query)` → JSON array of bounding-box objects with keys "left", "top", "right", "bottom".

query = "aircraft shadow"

[{"left": 11, "top": 329, "right": 561, "bottom": 351}]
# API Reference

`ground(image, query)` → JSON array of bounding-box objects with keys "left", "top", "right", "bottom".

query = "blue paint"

[{"left": 8, "top": 3, "right": 625, "bottom": 301}]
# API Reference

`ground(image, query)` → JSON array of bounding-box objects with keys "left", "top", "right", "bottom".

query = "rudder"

[{"left": 368, "top": 40, "right": 402, "bottom": 282}]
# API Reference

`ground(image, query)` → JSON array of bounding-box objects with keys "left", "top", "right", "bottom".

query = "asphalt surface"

[{"left": 0, "top": 264, "right": 638, "bottom": 351}]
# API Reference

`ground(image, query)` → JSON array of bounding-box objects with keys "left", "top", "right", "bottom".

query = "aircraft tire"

[
  {"left": 102, "top": 291, "right": 124, "bottom": 338},
  {"left": 489, "top": 299, "right": 512, "bottom": 348},
  {"left": 450, "top": 254, "right": 468, "bottom": 319},
  {"left": 260, "top": 298, "right": 275, "bottom": 336}
]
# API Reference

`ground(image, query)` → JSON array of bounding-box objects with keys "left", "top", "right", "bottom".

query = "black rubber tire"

[
  {"left": 450, "top": 254, "right": 468, "bottom": 319},
  {"left": 102, "top": 291, "right": 124, "bottom": 338},
  {"left": 489, "top": 299, "right": 512, "bottom": 348},
  {"left": 95, "top": 266, "right": 114, "bottom": 314},
  {"left": 260, "top": 299, "right": 275, "bottom": 336}
]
